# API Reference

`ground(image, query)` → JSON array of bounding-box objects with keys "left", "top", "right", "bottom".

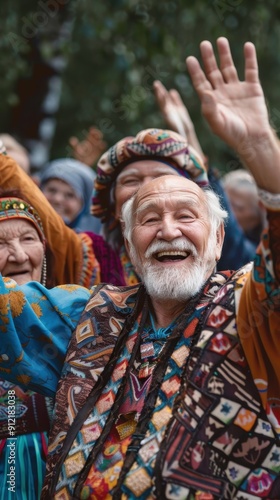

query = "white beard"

[{"left": 131, "top": 237, "right": 217, "bottom": 302}]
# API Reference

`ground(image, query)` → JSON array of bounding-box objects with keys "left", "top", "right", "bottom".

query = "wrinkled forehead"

[
  {"left": 134, "top": 175, "right": 204, "bottom": 207},
  {"left": 117, "top": 160, "right": 180, "bottom": 180},
  {"left": 0, "top": 217, "right": 42, "bottom": 236}
]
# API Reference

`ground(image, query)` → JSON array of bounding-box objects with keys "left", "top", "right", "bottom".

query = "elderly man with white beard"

[
  {"left": 0, "top": 37, "right": 280, "bottom": 499},
  {"left": 122, "top": 175, "right": 226, "bottom": 306}
]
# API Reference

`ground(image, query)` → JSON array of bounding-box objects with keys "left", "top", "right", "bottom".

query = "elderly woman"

[
  {"left": 0, "top": 190, "right": 55, "bottom": 499},
  {"left": 0, "top": 150, "right": 101, "bottom": 288}
]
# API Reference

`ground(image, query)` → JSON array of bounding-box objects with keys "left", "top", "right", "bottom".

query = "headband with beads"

[{"left": 0, "top": 197, "right": 46, "bottom": 246}]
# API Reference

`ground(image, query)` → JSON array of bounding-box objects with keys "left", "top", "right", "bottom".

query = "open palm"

[{"left": 186, "top": 38, "right": 270, "bottom": 152}]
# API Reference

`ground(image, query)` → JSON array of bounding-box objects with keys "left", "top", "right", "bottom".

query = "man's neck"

[{"left": 149, "top": 297, "right": 187, "bottom": 329}]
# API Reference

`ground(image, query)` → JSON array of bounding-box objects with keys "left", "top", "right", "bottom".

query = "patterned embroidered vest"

[{"left": 41, "top": 271, "right": 280, "bottom": 499}]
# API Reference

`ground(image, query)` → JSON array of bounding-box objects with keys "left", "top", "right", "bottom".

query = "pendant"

[
  {"left": 140, "top": 342, "right": 155, "bottom": 360},
  {"left": 116, "top": 416, "right": 137, "bottom": 440}
]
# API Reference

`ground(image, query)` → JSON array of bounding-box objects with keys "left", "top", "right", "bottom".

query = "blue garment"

[
  {"left": 0, "top": 280, "right": 91, "bottom": 397},
  {"left": 0, "top": 279, "right": 89, "bottom": 498}
]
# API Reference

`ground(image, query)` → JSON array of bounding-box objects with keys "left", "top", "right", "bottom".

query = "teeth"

[{"left": 156, "top": 250, "right": 188, "bottom": 258}]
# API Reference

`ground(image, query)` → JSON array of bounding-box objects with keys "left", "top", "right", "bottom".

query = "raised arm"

[
  {"left": 186, "top": 37, "right": 280, "bottom": 193},
  {"left": 186, "top": 37, "right": 280, "bottom": 282},
  {"left": 153, "top": 80, "right": 205, "bottom": 159},
  {"left": 187, "top": 38, "right": 280, "bottom": 424}
]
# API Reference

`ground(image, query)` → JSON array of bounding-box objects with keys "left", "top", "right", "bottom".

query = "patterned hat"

[
  {"left": 0, "top": 197, "right": 46, "bottom": 245},
  {"left": 91, "top": 128, "right": 208, "bottom": 223}
]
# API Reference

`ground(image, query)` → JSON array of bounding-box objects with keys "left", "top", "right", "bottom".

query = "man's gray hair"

[{"left": 121, "top": 187, "right": 228, "bottom": 246}]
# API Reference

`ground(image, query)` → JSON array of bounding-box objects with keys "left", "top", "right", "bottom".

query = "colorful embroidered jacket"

[
  {"left": 0, "top": 212, "right": 279, "bottom": 499},
  {"left": 42, "top": 269, "right": 280, "bottom": 499}
]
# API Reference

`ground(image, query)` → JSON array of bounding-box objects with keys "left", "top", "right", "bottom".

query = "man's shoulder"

[
  {"left": 226, "top": 261, "right": 253, "bottom": 288},
  {"left": 213, "top": 262, "right": 253, "bottom": 285},
  {"left": 86, "top": 282, "right": 143, "bottom": 315},
  {"left": 210, "top": 263, "right": 253, "bottom": 306},
  {"left": 91, "top": 282, "right": 141, "bottom": 294}
]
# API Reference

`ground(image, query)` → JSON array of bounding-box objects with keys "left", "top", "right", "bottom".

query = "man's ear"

[{"left": 215, "top": 224, "right": 225, "bottom": 261}]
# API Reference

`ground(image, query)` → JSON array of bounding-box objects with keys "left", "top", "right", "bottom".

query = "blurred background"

[{"left": 1, "top": 0, "right": 280, "bottom": 175}]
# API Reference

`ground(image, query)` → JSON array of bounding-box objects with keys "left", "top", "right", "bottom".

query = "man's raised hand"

[{"left": 186, "top": 37, "right": 270, "bottom": 151}]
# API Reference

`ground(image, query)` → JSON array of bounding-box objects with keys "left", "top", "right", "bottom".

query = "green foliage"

[
  {"left": 0, "top": 3, "right": 31, "bottom": 115},
  {"left": 2, "top": 0, "right": 280, "bottom": 173}
]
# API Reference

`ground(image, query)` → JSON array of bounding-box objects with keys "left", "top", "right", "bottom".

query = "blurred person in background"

[
  {"left": 0, "top": 133, "right": 30, "bottom": 174},
  {"left": 221, "top": 168, "right": 266, "bottom": 246},
  {"left": 40, "top": 158, "right": 101, "bottom": 234}
]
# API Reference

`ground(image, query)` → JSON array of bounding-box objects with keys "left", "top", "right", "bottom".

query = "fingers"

[
  {"left": 244, "top": 41, "right": 259, "bottom": 83},
  {"left": 199, "top": 40, "right": 225, "bottom": 88},
  {"left": 169, "top": 89, "right": 193, "bottom": 126},
  {"left": 169, "top": 89, "right": 185, "bottom": 108},
  {"left": 155, "top": 83, "right": 184, "bottom": 116},
  {"left": 186, "top": 55, "right": 213, "bottom": 97},
  {"left": 69, "top": 136, "right": 78, "bottom": 147},
  {"left": 199, "top": 37, "right": 238, "bottom": 86},
  {"left": 187, "top": 37, "right": 258, "bottom": 88},
  {"left": 153, "top": 80, "right": 167, "bottom": 95},
  {"left": 88, "top": 127, "right": 103, "bottom": 140},
  {"left": 153, "top": 80, "right": 168, "bottom": 110},
  {"left": 216, "top": 37, "right": 239, "bottom": 83},
  {"left": 86, "top": 128, "right": 107, "bottom": 152}
]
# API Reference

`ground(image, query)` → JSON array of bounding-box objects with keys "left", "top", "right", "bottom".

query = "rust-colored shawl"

[{"left": 238, "top": 210, "right": 280, "bottom": 431}]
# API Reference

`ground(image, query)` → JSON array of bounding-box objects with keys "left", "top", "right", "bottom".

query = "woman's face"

[
  {"left": 114, "top": 160, "right": 179, "bottom": 219},
  {"left": 41, "top": 178, "right": 83, "bottom": 224},
  {"left": 0, "top": 218, "right": 44, "bottom": 285}
]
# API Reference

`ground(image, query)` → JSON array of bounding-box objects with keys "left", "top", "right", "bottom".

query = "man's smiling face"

[{"left": 126, "top": 175, "right": 224, "bottom": 301}]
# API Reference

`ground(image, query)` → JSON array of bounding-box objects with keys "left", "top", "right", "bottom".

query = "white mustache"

[{"left": 145, "top": 238, "right": 198, "bottom": 259}]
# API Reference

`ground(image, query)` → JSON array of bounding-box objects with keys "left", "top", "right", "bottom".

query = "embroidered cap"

[
  {"left": 0, "top": 197, "right": 46, "bottom": 245},
  {"left": 91, "top": 128, "right": 208, "bottom": 223}
]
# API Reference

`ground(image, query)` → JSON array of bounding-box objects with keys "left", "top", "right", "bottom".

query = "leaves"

[{"left": 1, "top": 0, "right": 280, "bottom": 173}]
